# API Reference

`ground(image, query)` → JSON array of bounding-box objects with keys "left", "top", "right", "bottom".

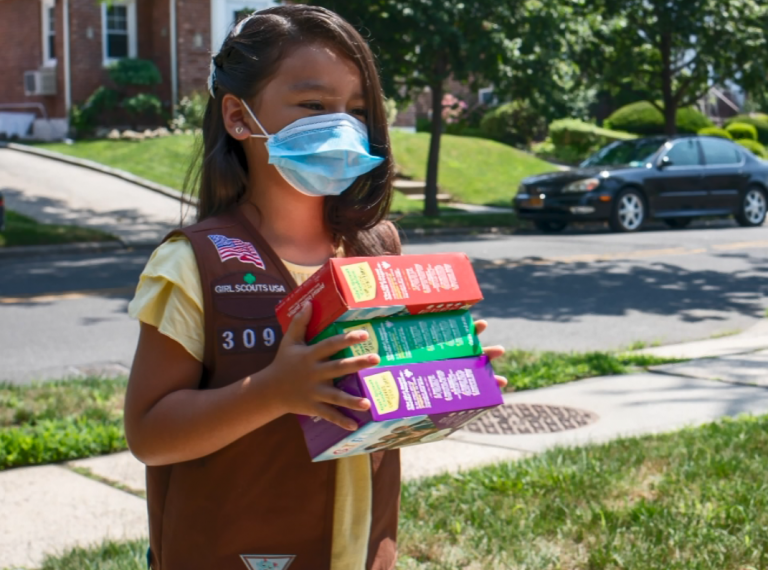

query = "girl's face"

[{"left": 223, "top": 42, "right": 366, "bottom": 144}]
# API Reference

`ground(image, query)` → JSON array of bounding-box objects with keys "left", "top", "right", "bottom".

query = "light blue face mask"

[{"left": 241, "top": 100, "right": 385, "bottom": 197}]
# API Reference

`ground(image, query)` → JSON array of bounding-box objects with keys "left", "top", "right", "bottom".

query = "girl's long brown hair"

[{"left": 186, "top": 4, "right": 399, "bottom": 256}]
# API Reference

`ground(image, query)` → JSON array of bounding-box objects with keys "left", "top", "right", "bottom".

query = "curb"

[
  {"left": 0, "top": 141, "right": 196, "bottom": 206},
  {"left": 1, "top": 142, "right": 518, "bottom": 241},
  {"left": 0, "top": 240, "right": 158, "bottom": 259}
]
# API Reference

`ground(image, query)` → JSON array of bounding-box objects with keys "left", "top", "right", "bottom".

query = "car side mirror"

[{"left": 659, "top": 156, "right": 673, "bottom": 169}]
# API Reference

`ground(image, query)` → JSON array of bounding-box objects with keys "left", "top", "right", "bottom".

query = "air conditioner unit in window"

[{"left": 24, "top": 68, "right": 57, "bottom": 96}]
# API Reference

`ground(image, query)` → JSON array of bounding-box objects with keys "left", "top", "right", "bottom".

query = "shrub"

[
  {"left": 107, "top": 58, "right": 162, "bottom": 87},
  {"left": 724, "top": 114, "right": 768, "bottom": 145},
  {"left": 726, "top": 121, "right": 759, "bottom": 142},
  {"left": 170, "top": 92, "right": 207, "bottom": 130},
  {"left": 479, "top": 100, "right": 546, "bottom": 148},
  {"left": 736, "top": 138, "right": 767, "bottom": 158},
  {"left": 605, "top": 101, "right": 712, "bottom": 135},
  {"left": 698, "top": 127, "right": 733, "bottom": 140},
  {"left": 547, "top": 119, "right": 636, "bottom": 163},
  {"left": 69, "top": 86, "right": 119, "bottom": 137}
]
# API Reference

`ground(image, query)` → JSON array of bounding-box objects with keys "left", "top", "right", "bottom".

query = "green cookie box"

[{"left": 311, "top": 310, "right": 481, "bottom": 367}]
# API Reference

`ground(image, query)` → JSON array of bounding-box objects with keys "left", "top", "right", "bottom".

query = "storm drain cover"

[{"left": 463, "top": 403, "right": 599, "bottom": 435}]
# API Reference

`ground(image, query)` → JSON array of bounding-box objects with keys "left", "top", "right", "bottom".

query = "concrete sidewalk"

[
  {"left": 0, "top": 148, "right": 195, "bottom": 246},
  {"left": 2, "top": 326, "right": 768, "bottom": 568}
]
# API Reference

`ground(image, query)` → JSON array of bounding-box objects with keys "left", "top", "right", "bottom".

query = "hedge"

[
  {"left": 698, "top": 127, "right": 733, "bottom": 140},
  {"left": 724, "top": 114, "right": 768, "bottom": 146},
  {"left": 604, "top": 101, "right": 712, "bottom": 135},
  {"left": 726, "top": 122, "right": 759, "bottom": 142},
  {"left": 547, "top": 119, "right": 636, "bottom": 162},
  {"left": 736, "top": 138, "right": 767, "bottom": 158},
  {"left": 479, "top": 101, "right": 546, "bottom": 147}
]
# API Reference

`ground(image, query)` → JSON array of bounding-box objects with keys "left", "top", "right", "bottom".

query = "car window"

[
  {"left": 664, "top": 139, "right": 702, "bottom": 166},
  {"left": 581, "top": 138, "right": 665, "bottom": 167},
  {"left": 700, "top": 137, "right": 742, "bottom": 165}
]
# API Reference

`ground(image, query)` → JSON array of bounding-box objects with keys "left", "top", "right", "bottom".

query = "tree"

[
  {"left": 306, "top": 0, "right": 557, "bottom": 216},
  {"left": 576, "top": 0, "right": 768, "bottom": 135}
]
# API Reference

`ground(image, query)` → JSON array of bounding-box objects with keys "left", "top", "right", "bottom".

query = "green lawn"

[
  {"left": 0, "top": 350, "right": 677, "bottom": 471},
  {"left": 39, "top": 414, "right": 768, "bottom": 569},
  {"left": 36, "top": 131, "right": 556, "bottom": 209},
  {"left": 38, "top": 136, "right": 199, "bottom": 191},
  {"left": 0, "top": 210, "right": 117, "bottom": 248},
  {"left": 390, "top": 130, "right": 555, "bottom": 207}
]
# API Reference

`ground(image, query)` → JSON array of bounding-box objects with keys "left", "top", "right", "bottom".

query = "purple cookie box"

[{"left": 298, "top": 355, "right": 503, "bottom": 461}]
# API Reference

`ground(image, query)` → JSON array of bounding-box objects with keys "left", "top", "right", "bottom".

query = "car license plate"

[{"left": 523, "top": 197, "right": 544, "bottom": 208}]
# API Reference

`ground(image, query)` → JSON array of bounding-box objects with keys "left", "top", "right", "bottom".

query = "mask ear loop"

[{"left": 241, "top": 99, "right": 269, "bottom": 139}]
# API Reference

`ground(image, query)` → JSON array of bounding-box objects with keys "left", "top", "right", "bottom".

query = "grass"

[
  {"left": 390, "top": 130, "right": 555, "bottom": 206},
  {"left": 0, "top": 377, "right": 128, "bottom": 470},
  {"left": 495, "top": 350, "right": 681, "bottom": 392},
  {"left": 0, "top": 351, "right": 677, "bottom": 471},
  {"left": 0, "top": 210, "right": 117, "bottom": 248},
  {"left": 36, "top": 131, "right": 556, "bottom": 209},
  {"left": 39, "top": 414, "right": 768, "bottom": 569},
  {"left": 37, "top": 136, "right": 199, "bottom": 191}
]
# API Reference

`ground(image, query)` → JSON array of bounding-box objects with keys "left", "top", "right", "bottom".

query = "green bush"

[
  {"left": 605, "top": 101, "right": 712, "bottom": 135},
  {"left": 479, "top": 100, "right": 546, "bottom": 147},
  {"left": 724, "top": 114, "right": 768, "bottom": 145},
  {"left": 170, "top": 92, "right": 208, "bottom": 131},
  {"left": 107, "top": 58, "right": 162, "bottom": 87},
  {"left": 0, "top": 417, "right": 126, "bottom": 470},
  {"left": 736, "top": 138, "right": 767, "bottom": 158},
  {"left": 726, "top": 121, "right": 759, "bottom": 142},
  {"left": 69, "top": 86, "right": 119, "bottom": 137},
  {"left": 547, "top": 119, "right": 636, "bottom": 163},
  {"left": 698, "top": 127, "right": 733, "bottom": 140}
]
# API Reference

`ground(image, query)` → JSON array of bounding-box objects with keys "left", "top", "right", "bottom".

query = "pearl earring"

[{"left": 235, "top": 126, "right": 244, "bottom": 134}]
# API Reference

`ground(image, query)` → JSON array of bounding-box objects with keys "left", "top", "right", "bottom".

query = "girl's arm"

[{"left": 124, "top": 304, "right": 377, "bottom": 466}]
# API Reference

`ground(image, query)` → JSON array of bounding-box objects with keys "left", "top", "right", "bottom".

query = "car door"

[
  {"left": 647, "top": 138, "right": 706, "bottom": 215},
  {"left": 699, "top": 137, "right": 749, "bottom": 212}
]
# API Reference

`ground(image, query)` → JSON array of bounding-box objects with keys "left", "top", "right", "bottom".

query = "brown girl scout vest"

[{"left": 146, "top": 207, "right": 400, "bottom": 570}]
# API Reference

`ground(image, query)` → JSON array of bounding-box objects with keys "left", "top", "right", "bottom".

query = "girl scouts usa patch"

[
  {"left": 209, "top": 234, "right": 266, "bottom": 269},
  {"left": 240, "top": 555, "right": 295, "bottom": 569}
]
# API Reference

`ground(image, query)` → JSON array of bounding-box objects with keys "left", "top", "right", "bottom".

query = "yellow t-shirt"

[{"left": 128, "top": 236, "right": 372, "bottom": 570}]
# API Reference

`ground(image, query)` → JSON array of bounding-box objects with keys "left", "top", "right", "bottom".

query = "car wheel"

[
  {"left": 663, "top": 217, "right": 692, "bottom": 229},
  {"left": 735, "top": 186, "right": 767, "bottom": 227},
  {"left": 533, "top": 220, "right": 568, "bottom": 233},
  {"left": 609, "top": 188, "right": 646, "bottom": 232}
]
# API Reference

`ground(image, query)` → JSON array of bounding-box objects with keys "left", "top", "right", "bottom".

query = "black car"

[{"left": 514, "top": 135, "right": 768, "bottom": 232}]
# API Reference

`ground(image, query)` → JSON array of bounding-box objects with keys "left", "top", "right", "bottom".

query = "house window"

[
  {"left": 211, "top": 0, "right": 277, "bottom": 52},
  {"left": 41, "top": 0, "right": 56, "bottom": 66},
  {"left": 102, "top": 0, "right": 137, "bottom": 64}
]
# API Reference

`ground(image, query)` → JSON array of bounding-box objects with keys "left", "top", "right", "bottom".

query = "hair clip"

[
  {"left": 233, "top": 12, "right": 257, "bottom": 36},
  {"left": 207, "top": 57, "right": 217, "bottom": 99}
]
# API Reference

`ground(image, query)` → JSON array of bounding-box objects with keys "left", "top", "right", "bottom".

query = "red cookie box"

[{"left": 276, "top": 253, "right": 483, "bottom": 341}]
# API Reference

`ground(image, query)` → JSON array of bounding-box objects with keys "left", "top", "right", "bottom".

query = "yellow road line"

[
  {"left": 0, "top": 286, "right": 135, "bottom": 305},
  {"left": 480, "top": 239, "right": 764, "bottom": 268},
  {"left": 711, "top": 240, "right": 768, "bottom": 251}
]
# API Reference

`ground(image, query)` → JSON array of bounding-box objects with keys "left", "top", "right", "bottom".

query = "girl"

[{"left": 124, "top": 5, "right": 505, "bottom": 570}]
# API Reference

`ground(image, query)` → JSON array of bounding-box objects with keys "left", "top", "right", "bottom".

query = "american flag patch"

[{"left": 208, "top": 234, "right": 266, "bottom": 269}]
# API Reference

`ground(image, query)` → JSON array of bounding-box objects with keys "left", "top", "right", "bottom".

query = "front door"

[
  {"left": 648, "top": 138, "right": 706, "bottom": 216},
  {"left": 699, "top": 137, "right": 749, "bottom": 213}
]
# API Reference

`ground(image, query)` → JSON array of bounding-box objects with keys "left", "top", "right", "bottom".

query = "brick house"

[{"left": 0, "top": 0, "right": 277, "bottom": 140}]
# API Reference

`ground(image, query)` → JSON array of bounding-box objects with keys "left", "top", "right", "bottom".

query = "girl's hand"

[
  {"left": 267, "top": 303, "right": 378, "bottom": 431},
  {"left": 475, "top": 319, "right": 508, "bottom": 390}
]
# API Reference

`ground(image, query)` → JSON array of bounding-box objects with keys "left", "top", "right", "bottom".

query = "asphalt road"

[{"left": 2, "top": 219, "right": 767, "bottom": 384}]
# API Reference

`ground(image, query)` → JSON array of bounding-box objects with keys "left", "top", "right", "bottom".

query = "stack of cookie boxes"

[{"left": 276, "top": 253, "right": 504, "bottom": 462}]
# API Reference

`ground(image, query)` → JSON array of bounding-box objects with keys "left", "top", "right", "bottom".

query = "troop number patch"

[{"left": 219, "top": 325, "right": 282, "bottom": 354}]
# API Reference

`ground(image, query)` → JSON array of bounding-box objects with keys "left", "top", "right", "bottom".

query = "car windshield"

[{"left": 580, "top": 139, "right": 665, "bottom": 168}]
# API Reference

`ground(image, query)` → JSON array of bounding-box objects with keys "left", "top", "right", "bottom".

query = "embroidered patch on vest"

[
  {"left": 240, "top": 554, "right": 296, "bottom": 570},
  {"left": 209, "top": 235, "right": 266, "bottom": 269}
]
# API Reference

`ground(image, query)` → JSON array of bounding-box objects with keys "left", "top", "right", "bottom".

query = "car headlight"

[{"left": 563, "top": 178, "right": 601, "bottom": 193}]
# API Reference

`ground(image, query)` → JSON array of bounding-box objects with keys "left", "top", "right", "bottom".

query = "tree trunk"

[
  {"left": 660, "top": 32, "right": 677, "bottom": 136},
  {"left": 424, "top": 79, "right": 444, "bottom": 217}
]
